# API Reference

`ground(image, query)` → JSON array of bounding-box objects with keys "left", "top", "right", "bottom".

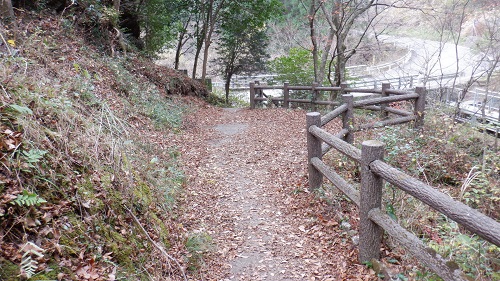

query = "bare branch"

[{"left": 125, "top": 206, "right": 188, "bottom": 281}]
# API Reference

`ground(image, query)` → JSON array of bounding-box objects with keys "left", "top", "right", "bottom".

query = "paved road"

[{"left": 371, "top": 35, "right": 486, "bottom": 89}]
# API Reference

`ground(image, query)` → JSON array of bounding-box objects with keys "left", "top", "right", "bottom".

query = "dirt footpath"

[{"left": 174, "top": 106, "right": 376, "bottom": 280}]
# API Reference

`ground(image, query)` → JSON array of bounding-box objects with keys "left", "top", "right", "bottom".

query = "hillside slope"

[{"left": 1, "top": 10, "right": 207, "bottom": 280}]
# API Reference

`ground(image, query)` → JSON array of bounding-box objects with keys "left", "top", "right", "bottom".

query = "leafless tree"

[
  {"left": 305, "top": 0, "right": 395, "bottom": 89},
  {"left": 200, "top": 0, "right": 226, "bottom": 81},
  {"left": 477, "top": 11, "right": 500, "bottom": 161}
]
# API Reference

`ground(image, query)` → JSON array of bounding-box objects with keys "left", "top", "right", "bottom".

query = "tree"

[
  {"left": 173, "top": 0, "right": 197, "bottom": 70},
  {"left": 0, "top": 0, "right": 14, "bottom": 23},
  {"left": 1, "top": 0, "right": 17, "bottom": 41},
  {"left": 308, "top": 0, "right": 321, "bottom": 81},
  {"left": 475, "top": 9, "right": 500, "bottom": 167},
  {"left": 320, "top": 0, "right": 385, "bottom": 87},
  {"left": 214, "top": 28, "right": 269, "bottom": 103},
  {"left": 191, "top": 0, "right": 282, "bottom": 81},
  {"left": 199, "top": 0, "right": 226, "bottom": 81},
  {"left": 269, "top": 47, "right": 316, "bottom": 85},
  {"left": 140, "top": 0, "right": 184, "bottom": 54},
  {"left": 213, "top": 0, "right": 280, "bottom": 103},
  {"left": 191, "top": 0, "right": 209, "bottom": 78},
  {"left": 266, "top": 0, "right": 310, "bottom": 55},
  {"left": 275, "top": 0, "right": 389, "bottom": 91}
]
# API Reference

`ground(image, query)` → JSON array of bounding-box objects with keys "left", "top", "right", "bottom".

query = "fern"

[
  {"left": 20, "top": 255, "right": 38, "bottom": 278},
  {"left": 11, "top": 190, "right": 47, "bottom": 207},
  {"left": 23, "top": 149, "right": 48, "bottom": 164},
  {"left": 8, "top": 104, "right": 33, "bottom": 115},
  {"left": 20, "top": 242, "right": 44, "bottom": 279}
]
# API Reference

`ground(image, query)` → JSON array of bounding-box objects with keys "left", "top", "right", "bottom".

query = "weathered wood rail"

[
  {"left": 249, "top": 81, "right": 367, "bottom": 110},
  {"left": 248, "top": 77, "right": 447, "bottom": 110},
  {"left": 305, "top": 86, "right": 500, "bottom": 281}
]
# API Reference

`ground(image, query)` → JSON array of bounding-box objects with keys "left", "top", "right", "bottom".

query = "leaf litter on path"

[{"left": 174, "top": 106, "right": 376, "bottom": 280}]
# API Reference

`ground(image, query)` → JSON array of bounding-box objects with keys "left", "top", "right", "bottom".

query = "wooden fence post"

[
  {"left": 342, "top": 94, "right": 354, "bottom": 144},
  {"left": 306, "top": 112, "right": 323, "bottom": 191},
  {"left": 255, "top": 80, "right": 262, "bottom": 108},
  {"left": 414, "top": 86, "right": 426, "bottom": 129},
  {"left": 380, "top": 83, "right": 391, "bottom": 119},
  {"left": 284, "top": 82, "right": 290, "bottom": 108},
  {"left": 359, "top": 140, "right": 384, "bottom": 263},
  {"left": 250, "top": 82, "right": 256, "bottom": 109}
]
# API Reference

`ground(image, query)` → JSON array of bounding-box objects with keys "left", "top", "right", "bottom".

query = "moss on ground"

[
  {"left": 0, "top": 260, "right": 20, "bottom": 281},
  {"left": 0, "top": 9, "right": 209, "bottom": 280}
]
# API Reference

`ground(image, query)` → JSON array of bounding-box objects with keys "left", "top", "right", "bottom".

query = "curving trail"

[{"left": 173, "top": 104, "right": 376, "bottom": 280}]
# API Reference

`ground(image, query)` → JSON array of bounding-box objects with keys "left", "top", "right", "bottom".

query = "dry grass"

[
  {"left": 0, "top": 10, "right": 200, "bottom": 281},
  {"left": 320, "top": 102, "right": 499, "bottom": 280}
]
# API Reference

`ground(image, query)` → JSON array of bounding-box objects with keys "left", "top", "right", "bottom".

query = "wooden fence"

[
  {"left": 248, "top": 73, "right": 466, "bottom": 109},
  {"left": 305, "top": 86, "right": 500, "bottom": 280},
  {"left": 249, "top": 81, "right": 426, "bottom": 111},
  {"left": 250, "top": 81, "right": 349, "bottom": 110}
]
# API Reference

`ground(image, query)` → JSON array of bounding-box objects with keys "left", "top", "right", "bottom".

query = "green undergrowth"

[
  {"left": 321, "top": 103, "right": 500, "bottom": 280},
  {"left": 108, "top": 61, "right": 188, "bottom": 130},
  {"left": 185, "top": 232, "right": 213, "bottom": 272},
  {"left": 0, "top": 20, "right": 192, "bottom": 280},
  {"left": 206, "top": 89, "right": 250, "bottom": 108}
]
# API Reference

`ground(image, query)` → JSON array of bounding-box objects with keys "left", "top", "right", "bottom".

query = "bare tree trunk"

[
  {"left": 113, "top": 0, "right": 120, "bottom": 11},
  {"left": 192, "top": 2, "right": 207, "bottom": 79},
  {"left": 309, "top": 0, "right": 319, "bottom": 82},
  {"left": 451, "top": 0, "right": 470, "bottom": 118},
  {"left": 174, "top": 18, "right": 191, "bottom": 70},
  {"left": 1, "top": 0, "right": 17, "bottom": 41},
  {"left": 0, "top": 0, "right": 15, "bottom": 22},
  {"left": 175, "top": 33, "right": 184, "bottom": 70},
  {"left": 224, "top": 73, "right": 232, "bottom": 104},
  {"left": 425, "top": 12, "right": 448, "bottom": 92},
  {"left": 200, "top": 0, "right": 214, "bottom": 82},
  {"left": 323, "top": 0, "right": 377, "bottom": 87},
  {"left": 318, "top": 7, "right": 335, "bottom": 85},
  {"left": 335, "top": 42, "right": 347, "bottom": 85},
  {"left": 481, "top": 77, "right": 489, "bottom": 173},
  {"left": 201, "top": 0, "right": 225, "bottom": 82},
  {"left": 201, "top": 37, "right": 211, "bottom": 81},
  {"left": 192, "top": 38, "right": 203, "bottom": 78},
  {"left": 481, "top": 56, "right": 499, "bottom": 173}
]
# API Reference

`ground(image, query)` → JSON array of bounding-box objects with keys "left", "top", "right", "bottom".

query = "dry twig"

[
  {"left": 124, "top": 206, "right": 188, "bottom": 281},
  {"left": 0, "top": 29, "right": 13, "bottom": 56}
]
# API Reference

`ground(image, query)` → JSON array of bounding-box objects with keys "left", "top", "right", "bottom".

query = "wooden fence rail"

[
  {"left": 250, "top": 81, "right": 349, "bottom": 109},
  {"left": 249, "top": 82, "right": 425, "bottom": 124},
  {"left": 305, "top": 85, "right": 500, "bottom": 281}
]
